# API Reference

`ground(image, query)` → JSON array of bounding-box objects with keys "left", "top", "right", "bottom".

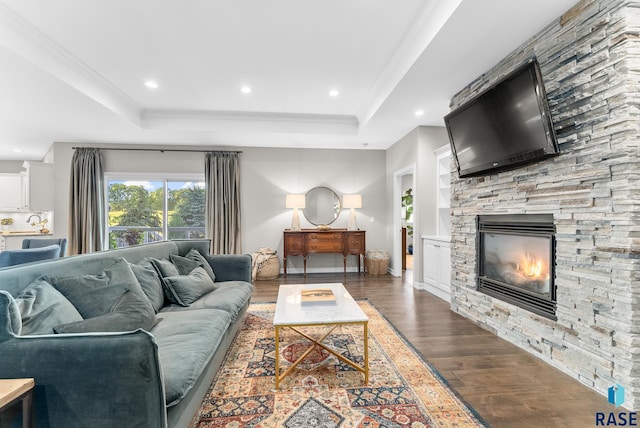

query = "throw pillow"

[
  {"left": 138, "top": 257, "right": 179, "bottom": 304},
  {"left": 129, "top": 262, "right": 165, "bottom": 312},
  {"left": 149, "top": 258, "right": 180, "bottom": 278},
  {"left": 2, "top": 291, "right": 22, "bottom": 335},
  {"left": 16, "top": 276, "right": 83, "bottom": 335},
  {"left": 185, "top": 248, "right": 216, "bottom": 282},
  {"left": 140, "top": 256, "right": 195, "bottom": 305},
  {"left": 162, "top": 266, "right": 217, "bottom": 306},
  {"left": 54, "top": 289, "right": 156, "bottom": 334},
  {"left": 50, "top": 258, "right": 153, "bottom": 319},
  {"left": 170, "top": 254, "right": 202, "bottom": 275}
]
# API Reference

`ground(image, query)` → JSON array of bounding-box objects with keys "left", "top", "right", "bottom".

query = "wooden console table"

[{"left": 283, "top": 229, "right": 366, "bottom": 276}]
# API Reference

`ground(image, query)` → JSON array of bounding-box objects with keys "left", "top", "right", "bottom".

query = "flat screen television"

[{"left": 444, "top": 59, "right": 559, "bottom": 178}]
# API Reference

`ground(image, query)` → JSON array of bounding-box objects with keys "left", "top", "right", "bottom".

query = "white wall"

[
  {"left": 242, "top": 147, "right": 386, "bottom": 273},
  {"left": 386, "top": 126, "right": 449, "bottom": 282},
  {"left": 51, "top": 142, "right": 72, "bottom": 241},
  {"left": 0, "top": 161, "right": 24, "bottom": 173},
  {"left": 51, "top": 142, "right": 387, "bottom": 273},
  {"left": 416, "top": 126, "right": 449, "bottom": 238}
]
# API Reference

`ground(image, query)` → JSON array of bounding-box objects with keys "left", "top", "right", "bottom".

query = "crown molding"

[
  {"left": 142, "top": 109, "right": 359, "bottom": 135},
  {"left": 356, "top": 0, "right": 463, "bottom": 128}
]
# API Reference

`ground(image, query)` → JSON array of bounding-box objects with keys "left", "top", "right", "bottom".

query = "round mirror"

[{"left": 303, "top": 186, "right": 341, "bottom": 227}]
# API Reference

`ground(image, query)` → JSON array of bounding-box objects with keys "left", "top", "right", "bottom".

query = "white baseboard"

[
  {"left": 414, "top": 281, "right": 450, "bottom": 303},
  {"left": 388, "top": 268, "right": 402, "bottom": 277}
]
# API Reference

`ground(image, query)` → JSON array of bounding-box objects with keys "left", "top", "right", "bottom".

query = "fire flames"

[{"left": 517, "top": 253, "right": 547, "bottom": 279}]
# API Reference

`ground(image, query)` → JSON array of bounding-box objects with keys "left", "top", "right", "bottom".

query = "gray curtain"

[
  {"left": 205, "top": 152, "right": 242, "bottom": 254},
  {"left": 68, "top": 148, "right": 106, "bottom": 255}
]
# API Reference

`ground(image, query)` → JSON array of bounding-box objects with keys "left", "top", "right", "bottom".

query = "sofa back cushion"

[{"left": 0, "top": 239, "right": 212, "bottom": 297}]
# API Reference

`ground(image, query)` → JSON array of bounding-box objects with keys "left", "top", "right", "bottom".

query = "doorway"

[
  {"left": 392, "top": 164, "right": 416, "bottom": 281},
  {"left": 401, "top": 175, "right": 414, "bottom": 272}
]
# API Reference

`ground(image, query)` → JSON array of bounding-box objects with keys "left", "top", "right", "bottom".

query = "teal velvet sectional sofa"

[{"left": 0, "top": 239, "right": 253, "bottom": 428}]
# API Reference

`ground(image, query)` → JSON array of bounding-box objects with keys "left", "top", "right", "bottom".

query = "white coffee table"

[{"left": 273, "top": 283, "right": 369, "bottom": 390}]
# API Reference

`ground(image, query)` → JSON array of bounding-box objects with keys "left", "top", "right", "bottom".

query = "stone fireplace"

[
  {"left": 447, "top": 0, "right": 640, "bottom": 409},
  {"left": 477, "top": 214, "right": 556, "bottom": 320}
]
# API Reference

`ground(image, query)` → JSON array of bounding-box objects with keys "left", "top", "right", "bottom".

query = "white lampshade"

[
  {"left": 342, "top": 194, "right": 362, "bottom": 209},
  {"left": 285, "top": 194, "right": 306, "bottom": 209},
  {"left": 343, "top": 194, "right": 362, "bottom": 231}
]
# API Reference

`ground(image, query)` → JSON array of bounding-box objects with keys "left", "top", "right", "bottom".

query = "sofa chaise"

[{"left": 0, "top": 239, "right": 253, "bottom": 428}]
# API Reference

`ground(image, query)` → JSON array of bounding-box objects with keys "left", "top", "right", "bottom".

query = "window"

[{"left": 107, "top": 177, "right": 205, "bottom": 249}]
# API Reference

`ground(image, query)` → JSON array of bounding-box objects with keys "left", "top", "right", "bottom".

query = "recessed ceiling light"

[
  {"left": 144, "top": 80, "right": 159, "bottom": 89},
  {"left": 12, "top": 149, "right": 22, "bottom": 153},
  {"left": 415, "top": 109, "right": 424, "bottom": 116},
  {"left": 329, "top": 89, "right": 340, "bottom": 97},
  {"left": 241, "top": 86, "right": 252, "bottom": 94}
]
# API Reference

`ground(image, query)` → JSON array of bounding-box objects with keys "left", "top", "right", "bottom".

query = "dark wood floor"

[{"left": 252, "top": 271, "right": 617, "bottom": 427}]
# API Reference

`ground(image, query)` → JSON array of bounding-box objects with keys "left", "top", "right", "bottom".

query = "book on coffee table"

[{"left": 301, "top": 288, "right": 336, "bottom": 305}]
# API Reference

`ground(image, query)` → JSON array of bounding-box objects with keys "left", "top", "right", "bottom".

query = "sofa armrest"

[
  {"left": 205, "top": 254, "right": 252, "bottom": 283},
  {"left": 0, "top": 330, "right": 167, "bottom": 428}
]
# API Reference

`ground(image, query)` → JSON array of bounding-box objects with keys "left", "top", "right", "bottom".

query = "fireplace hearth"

[{"left": 477, "top": 214, "right": 556, "bottom": 319}]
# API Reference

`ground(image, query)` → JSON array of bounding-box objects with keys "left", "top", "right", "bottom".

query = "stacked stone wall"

[{"left": 449, "top": 0, "right": 640, "bottom": 408}]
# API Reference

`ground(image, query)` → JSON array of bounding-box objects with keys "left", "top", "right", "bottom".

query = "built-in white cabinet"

[
  {"left": 22, "top": 161, "right": 54, "bottom": 211},
  {"left": 420, "top": 145, "right": 452, "bottom": 302},
  {"left": 3, "top": 235, "right": 25, "bottom": 251},
  {"left": 435, "top": 145, "right": 451, "bottom": 237},
  {"left": 0, "top": 173, "right": 26, "bottom": 210},
  {"left": 422, "top": 236, "right": 451, "bottom": 302},
  {"left": 0, "top": 162, "right": 54, "bottom": 212}
]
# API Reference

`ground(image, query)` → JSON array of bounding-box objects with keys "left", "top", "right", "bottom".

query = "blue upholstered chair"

[
  {"left": 0, "top": 244, "right": 62, "bottom": 268},
  {"left": 22, "top": 238, "right": 68, "bottom": 257}
]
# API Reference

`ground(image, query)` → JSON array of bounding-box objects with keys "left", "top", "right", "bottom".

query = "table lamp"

[
  {"left": 285, "top": 194, "right": 306, "bottom": 231},
  {"left": 343, "top": 194, "right": 362, "bottom": 231}
]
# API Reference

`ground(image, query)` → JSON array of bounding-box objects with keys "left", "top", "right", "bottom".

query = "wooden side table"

[{"left": 0, "top": 378, "right": 34, "bottom": 428}]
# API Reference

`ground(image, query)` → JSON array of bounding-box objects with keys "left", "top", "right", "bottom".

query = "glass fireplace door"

[
  {"left": 480, "top": 232, "right": 552, "bottom": 297},
  {"left": 476, "top": 214, "right": 556, "bottom": 319}
]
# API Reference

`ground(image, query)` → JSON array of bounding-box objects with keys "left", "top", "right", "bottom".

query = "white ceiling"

[{"left": 0, "top": 0, "right": 578, "bottom": 161}]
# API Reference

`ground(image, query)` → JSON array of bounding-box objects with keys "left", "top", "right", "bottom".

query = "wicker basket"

[
  {"left": 366, "top": 250, "right": 389, "bottom": 275},
  {"left": 256, "top": 256, "right": 280, "bottom": 280}
]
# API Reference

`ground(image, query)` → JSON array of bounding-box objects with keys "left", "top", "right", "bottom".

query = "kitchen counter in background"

[
  {"left": 0, "top": 210, "right": 54, "bottom": 251},
  {"left": 1, "top": 232, "right": 54, "bottom": 251}
]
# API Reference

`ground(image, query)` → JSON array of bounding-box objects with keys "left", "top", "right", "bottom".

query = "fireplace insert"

[{"left": 477, "top": 214, "right": 556, "bottom": 319}]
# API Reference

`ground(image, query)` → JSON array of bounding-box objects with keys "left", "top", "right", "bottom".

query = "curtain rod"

[{"left": 71, "top": 147, "right": 242, "bottom": 154}]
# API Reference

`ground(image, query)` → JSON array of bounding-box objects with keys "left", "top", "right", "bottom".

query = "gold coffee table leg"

[
  {"left": 274, "top": 322, "right": 369, "bottom": 389},
  {"left": 364, "top": 321, "right": 369, "bottom": 384},
  {"left": 275, "top": 326, "right": 281, "bottom": 390}
]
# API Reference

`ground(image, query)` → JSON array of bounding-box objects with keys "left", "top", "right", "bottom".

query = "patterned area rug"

[{"left": 190, "top": 301, "right": 487, "bottom": 427}]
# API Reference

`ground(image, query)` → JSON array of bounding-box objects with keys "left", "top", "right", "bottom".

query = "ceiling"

[{"left": 0, "top": 0, "right": 578, "bottom": 161}]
